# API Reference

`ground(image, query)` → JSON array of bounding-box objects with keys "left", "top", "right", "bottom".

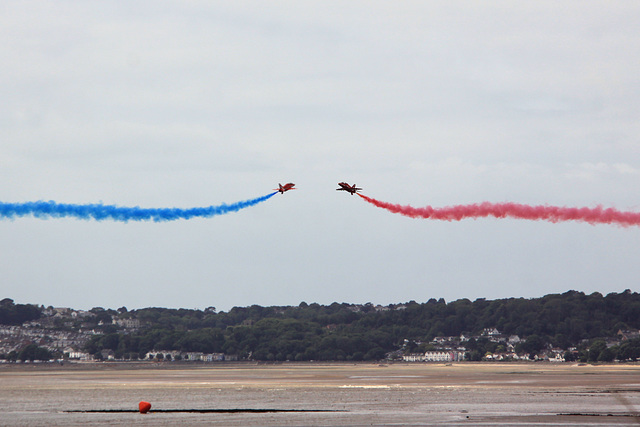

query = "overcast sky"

[{"left": 1, "top": 2, "right": 639, "bottom": 311}]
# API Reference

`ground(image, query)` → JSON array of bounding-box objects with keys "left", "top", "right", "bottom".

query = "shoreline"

[
  {"left": 2, "top": 359, "right": 639, "bottom": 370},
  {"left": 4, "top": 360, "right": 640, "bottom": 386}
]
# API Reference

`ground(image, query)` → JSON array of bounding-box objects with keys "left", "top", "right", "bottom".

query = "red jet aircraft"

[
  {"left": 275, "top": 183, "right": 296, "bottom": 194},
  {"left": 336, "top": 182, "right": 362, "bottom": 195}
]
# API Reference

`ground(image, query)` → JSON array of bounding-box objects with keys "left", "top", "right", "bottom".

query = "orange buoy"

[{"left": 139, "top": 401, "right": 151, "bottom": 414}]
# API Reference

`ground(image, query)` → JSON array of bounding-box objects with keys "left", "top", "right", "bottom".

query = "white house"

[
  {"left": 65, "top": 347, "right": 91, "bottom": 360},
  {"left": 424, "top": 351, "right": 464, "bottom": 362},
  {"left": 508, "top": 335, "right": 521, "bottom": 344},
  {"left": 403, "top": 353, "right": 426, "bottom": 362}
]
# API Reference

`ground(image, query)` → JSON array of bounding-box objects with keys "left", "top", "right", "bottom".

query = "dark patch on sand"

[{"left": 66, "top": 408, "right": 344, "bottom": 414}]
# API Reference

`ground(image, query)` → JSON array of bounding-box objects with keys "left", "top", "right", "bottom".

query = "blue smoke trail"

[{"left": 0, "top": 192, "right": 278, "bottom": 222}]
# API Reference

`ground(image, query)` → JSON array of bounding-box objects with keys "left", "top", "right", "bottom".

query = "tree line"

[
  {"left": 83, "top": 290, "right": 640, "bottom": 361},
  {"left": 3, "top": 290, "right": 640, "bottom": 362},
  {"left": 0, "top": 298, "right": 41, "bottom": 325}
]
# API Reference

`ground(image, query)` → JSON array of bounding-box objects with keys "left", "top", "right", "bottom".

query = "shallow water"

[{"left": 2, "top": 362, "right": 640, "bottom": 426}]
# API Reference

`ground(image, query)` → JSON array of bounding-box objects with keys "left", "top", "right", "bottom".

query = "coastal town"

[{"left": 2, "top": 297, "right": 639, "bottom": 364}]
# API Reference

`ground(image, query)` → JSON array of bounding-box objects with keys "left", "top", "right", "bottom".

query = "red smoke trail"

[{"left": 357, "top": 194, "right": 640, "bottom": 227}]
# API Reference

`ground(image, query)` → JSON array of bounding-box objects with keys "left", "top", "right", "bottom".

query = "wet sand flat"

[{"left": 2, "top": 362, "right": 640, "bottom": 426}]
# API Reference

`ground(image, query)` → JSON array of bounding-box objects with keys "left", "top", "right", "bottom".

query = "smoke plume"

[
  {"left": 0, "top": 192, "right": 277, "bottom": 222},
  {"left": 357, "top": 194, "right": 640, "bottom": 227}
]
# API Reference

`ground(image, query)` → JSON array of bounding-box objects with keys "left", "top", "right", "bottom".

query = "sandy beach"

[{"left": 2, "top": 362, "right": 640, "bottom": 426}]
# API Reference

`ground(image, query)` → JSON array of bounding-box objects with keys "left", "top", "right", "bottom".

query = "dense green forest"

[
  {"left": 3, "top": 291, "right": 640, "bottom": 362},
  {"left": 0, "top": 298, "right": 41, "bottom": 325},
  {"left": 81, "top": 290, "right": 640, "bottom": 361}
]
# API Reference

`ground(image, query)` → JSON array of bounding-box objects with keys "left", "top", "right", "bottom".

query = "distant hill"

[{"left": 2, "top": 290, "right": 640, "bottom": 363}]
